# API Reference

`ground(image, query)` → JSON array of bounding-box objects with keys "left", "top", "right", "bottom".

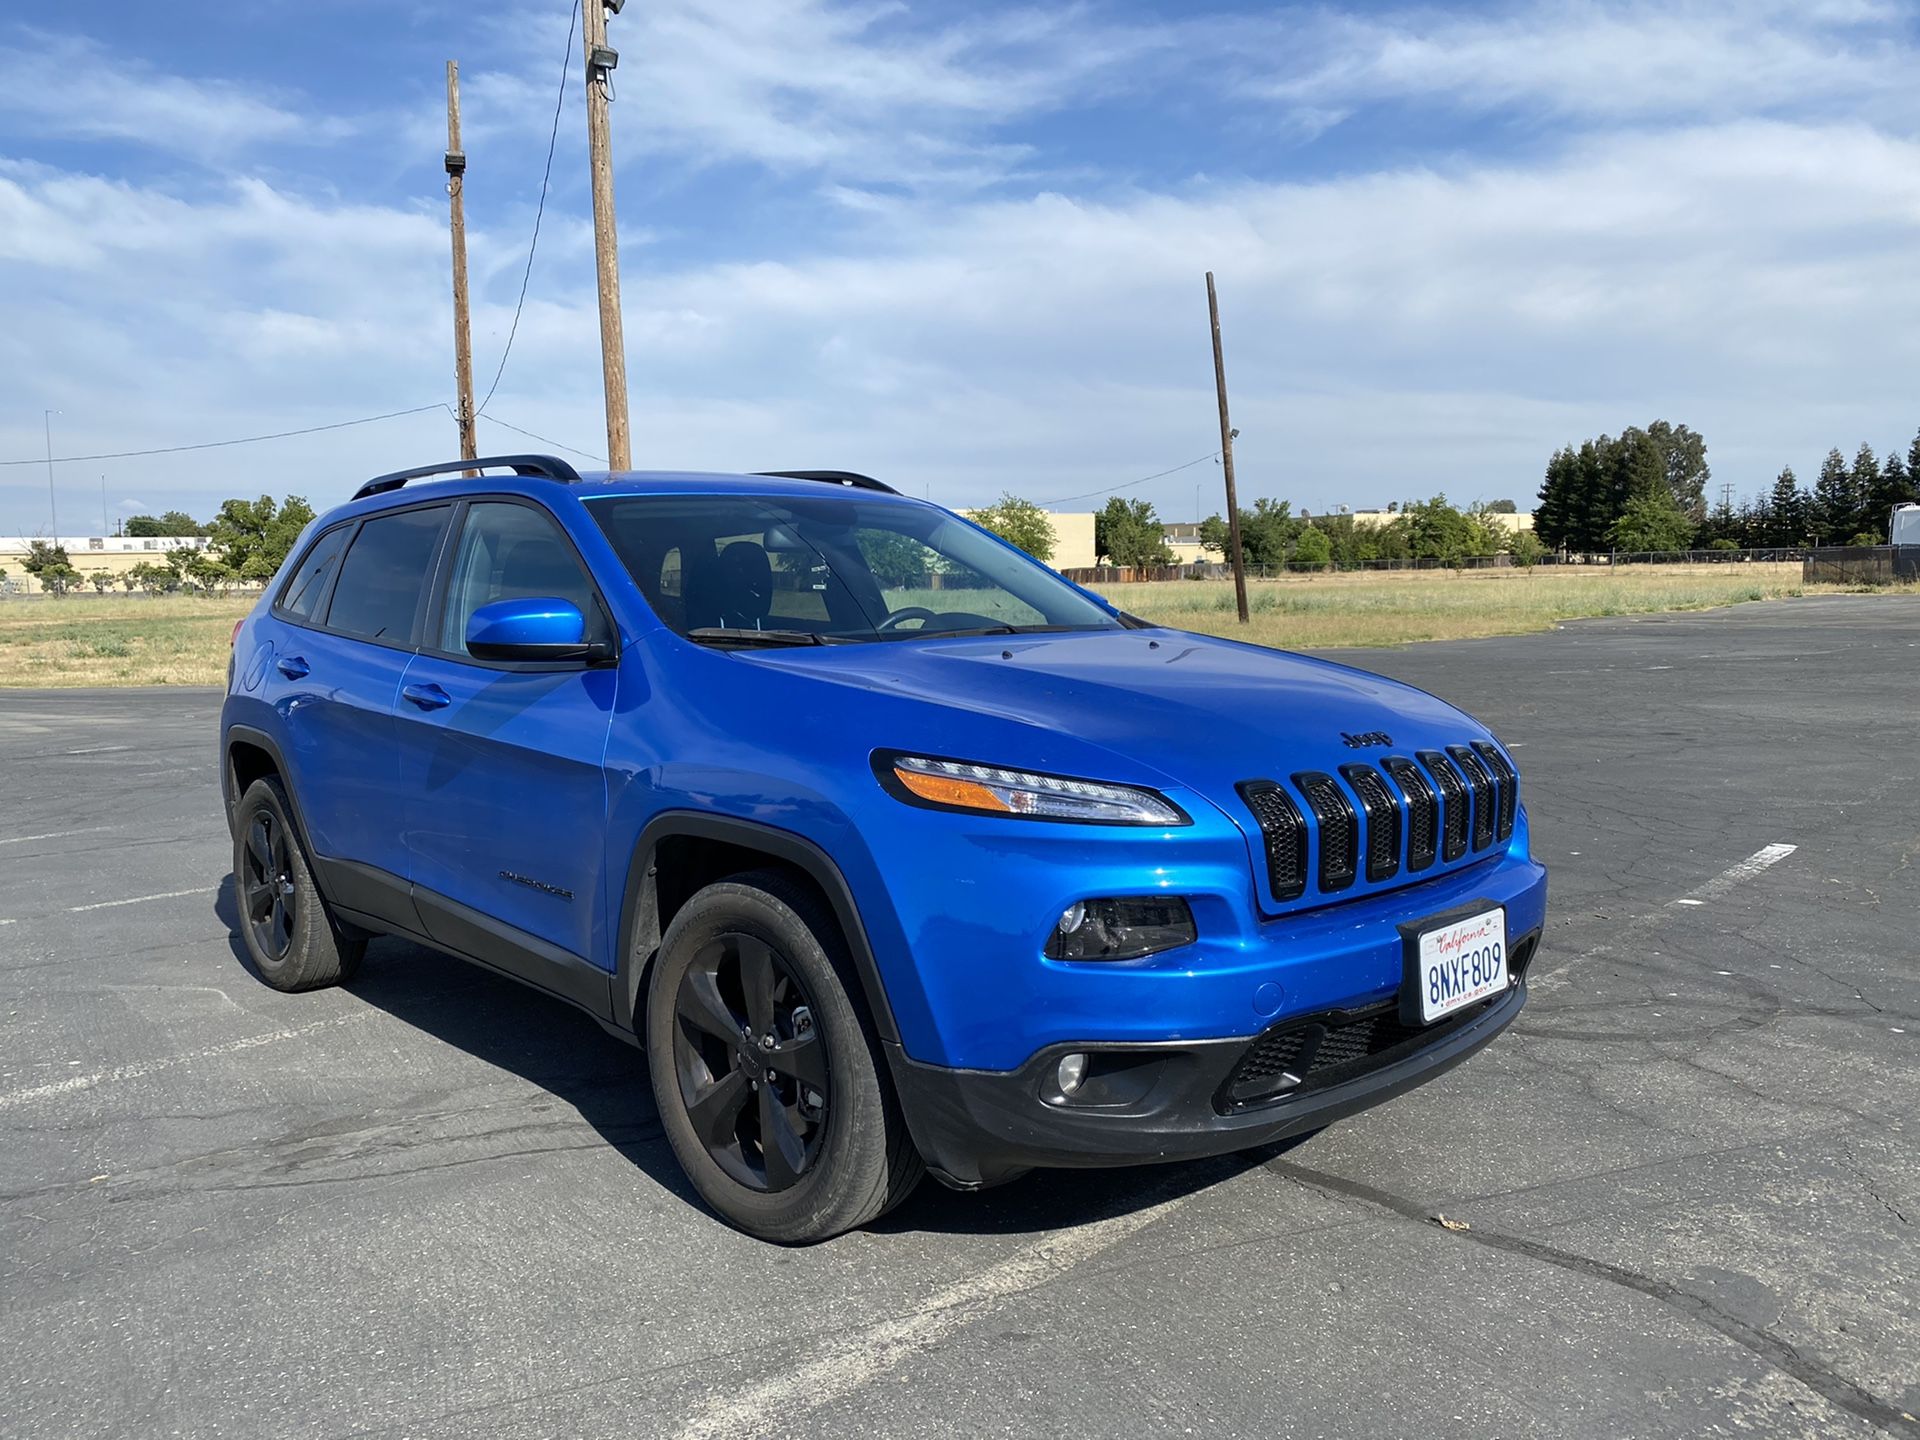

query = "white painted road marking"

[
  {"left": 1533, "top": 842, "right": 1798, "bottom": 995},
  {"left": 674, "top": 1187, "right": 1194, "bottom": 1440},
  {"left": 67, "top": 888, "right": 212, "bottom": 914},
  {"left": 0, "top": 1012, "right": 373, "bottom": 1112},
  {"left": 0, "top": 825, "right": 121, "bottom": 847},
  {"left": 1681, "top": 843, "right": 1798, "bottom": 903}
]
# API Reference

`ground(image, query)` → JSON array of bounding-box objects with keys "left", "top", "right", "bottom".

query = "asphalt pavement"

[{"left": 1, "top": 594, "right": 1915, "bottom": 1439}]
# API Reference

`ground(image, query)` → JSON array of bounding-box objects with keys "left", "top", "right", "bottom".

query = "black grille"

[
  {"left": 1339, "top": 764, "right": 1401, "bottom": 883},
  {"left": 1449, "top": 745, "right": 1497, "bottom": 851},
  {"left": 1474, "top": 741, "right": 1518, "bottom": 841},
  {"left": 1293, "top": 771, "right": 1357, "bottom": 892},
  {"left": 1381, "top": 756, "right": 1439, "bottom": 872},
  {"left": 1238, "top": 781, "right": 1307, "bottom": 902},
  {"left": 1218, "top": 933, "right": 1538, "bottom": 1111},
  {"left": 1420, "top": 750, "right": 1471, "bottom": 862},
  {"left": 1239, "top": 747, "right": 1520, "bottom": 903}
]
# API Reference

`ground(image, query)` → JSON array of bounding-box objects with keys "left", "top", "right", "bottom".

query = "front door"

[{"left": 393, "top": 499, "right": 618, "bottom": 972}]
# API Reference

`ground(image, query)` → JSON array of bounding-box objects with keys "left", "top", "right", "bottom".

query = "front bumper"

[{"left": 888, "top": 944, "right": 1534, "bottom": 1189}]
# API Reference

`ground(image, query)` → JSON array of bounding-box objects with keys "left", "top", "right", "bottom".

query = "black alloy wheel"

[
  {"left": 241, "top": 810, "right": 296, "bottom": 962},
  {"left": 670, "top": 932, "right": 830, "bottom": 1193}
]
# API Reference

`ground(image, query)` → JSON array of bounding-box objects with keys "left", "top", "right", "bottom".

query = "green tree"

[
  {"left": 1645, "top": 419, "right": 1710, "bottom": 520},
  {"left": 1094, "top": 497, "right": 1174, "bottom": 568},
  {"left": 207, "top": 495, "right": 316, "bottom": 582},
  {"left": 1764, "top": 466, "right": 1808, "bottom": 546},
  {"left": 88, "top": 570, "right": 114, "bottom": 594},
  {"left": 1811, "top": 448, "right": 1856, "bottom": 544},
  {"left": 125, "top": 510, "right": 207, "bottom": 537},
  {"left": 1863, "top": 450, "right": 1912, "bottom": 539},
  {"left": 967, "top": 494, "right": 1056, "bottom": 563},
  {"left": 1484, "top": 498, "right": 1518, "bottom": 514},
  {"left": 1401, "top": 495, "right": 1476, "bottom": 561},
  {"left": 1506, "top": 530, "right": 1544, "bottom": 567},
  {"left": 1608, "top": 488, "right": 1695, "bottom": 552},
  {"left": 21, "top": 540, "right": 81, "bottom": 596},
  {"left": 1291, "top": 528, "right": 1332, "bottom": 568},
  {"left": 1533, "top": 447, "right": 1576, "bottom": 552},
  {"left": 127, "top": 561, "right": 173, "bottom": 595},
  {"left": 1463, "top": 504, "right": 1508, "bottom": 557}
]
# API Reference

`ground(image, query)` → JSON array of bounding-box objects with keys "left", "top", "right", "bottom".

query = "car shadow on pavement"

[{"left": 217, "top": 873, "right": 1311, "bottom": 1241}]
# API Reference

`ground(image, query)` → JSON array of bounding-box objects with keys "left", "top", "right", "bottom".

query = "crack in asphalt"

[{"left": 1266, "top": 1158, "right": 1920, "bottom": 1439}]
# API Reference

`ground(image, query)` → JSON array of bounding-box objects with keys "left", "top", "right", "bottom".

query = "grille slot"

[
  {"left": 1381, "top": 756, "right": 1439, "bottom": 872},
  {"left": 1293, "top": 771, "right": 1357, "bottom": 892},
  {"left": 1420, "top": 750, "right": 1471, "bottom": 862},
  {"left": 1238, "top": 780, "right": 1308, "bottom": 902},
  {"left": 1474, "top": 741, "right": 1518, "bottom": 841},
  {"left": 1339, "top": 764, "right": 1402, "bottom": 883},
  {"left": 1449, "top": 745, "right": 1497, "bottom": 851}
]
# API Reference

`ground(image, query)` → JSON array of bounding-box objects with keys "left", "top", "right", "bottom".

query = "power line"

[
  {"left": 481, "top": 412, "right": 606, "bottom": 463},
  {"left": 0, "top": 403, "right": 446, "bottom": 467},
  {"left": 1035, "top": 450, "right": 1221, "bottom": 508},
  {"left": 475, "top": 0, "right": 578, "bottom": 417}
]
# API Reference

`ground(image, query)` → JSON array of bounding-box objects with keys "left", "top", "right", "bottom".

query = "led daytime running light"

[{"left": 887, "top": 755, "right": 1187, "bottom": 826}]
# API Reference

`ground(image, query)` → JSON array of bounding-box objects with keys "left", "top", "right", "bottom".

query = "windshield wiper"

[{"left": 686, "top": 627, "right": 845, "bottom": 648}]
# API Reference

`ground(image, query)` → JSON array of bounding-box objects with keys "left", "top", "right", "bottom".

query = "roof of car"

[{"left": 326, "top": 467, "right": 931, "bottom": 527}]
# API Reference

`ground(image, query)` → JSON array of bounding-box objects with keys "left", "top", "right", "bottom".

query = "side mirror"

[{"left": 465, "top": 597, "right": 611, "bottom": 664}]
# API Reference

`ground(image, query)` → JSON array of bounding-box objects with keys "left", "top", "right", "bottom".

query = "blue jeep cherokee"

[{"left": 221, "top": 455, "right": 1546, "bottom": 1242}]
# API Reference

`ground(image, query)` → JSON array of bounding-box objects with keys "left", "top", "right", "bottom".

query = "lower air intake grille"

[
  {"left": 1293, "top": 771, "right": 1357, "bottom": 892},
  {"left": 1238, "top": 780, "right": 1308, "bottom": 902}
]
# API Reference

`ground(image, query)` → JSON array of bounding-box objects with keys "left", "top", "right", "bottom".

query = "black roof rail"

[
  {"left": 352, "top": 454, "right": 583, "bottom": 502},
  {"left": 753, "top": 469, "right": 897, "bottom": 495}
]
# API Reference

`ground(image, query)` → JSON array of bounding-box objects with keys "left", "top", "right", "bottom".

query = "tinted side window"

[
  {"left": 324, "top": 507, "right": 450, "bottom": 644},
  {"left": 438, "top": 502, "right": 606, "bottom": 656},
  {"left": 275, "top": 525, "right": 350, "bottom": 622}
]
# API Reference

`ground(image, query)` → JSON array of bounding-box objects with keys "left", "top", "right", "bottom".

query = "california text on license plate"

[{"left": 1410, "top": 907, "right": 1508, "bottom": 1025}]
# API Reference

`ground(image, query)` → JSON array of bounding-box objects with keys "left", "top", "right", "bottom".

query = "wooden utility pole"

[
  {"left": 581, "top": 2, "right": 632, "bottom": 470},
  {"left": 445, "top": 61, "right": 478, "bottom": 463},
  {"left": 1206, "top": 272, "right": 1250, "bottom": 624}
]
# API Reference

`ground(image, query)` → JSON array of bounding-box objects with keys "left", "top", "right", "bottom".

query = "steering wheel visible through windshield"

[{"left": 585, "top": 492, "right": 1123, "bottom": 646}]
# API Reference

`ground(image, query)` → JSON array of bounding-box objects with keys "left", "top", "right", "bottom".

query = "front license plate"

[{"left": 1407, "top": 907, "right": 1508, "bottom": 1025}]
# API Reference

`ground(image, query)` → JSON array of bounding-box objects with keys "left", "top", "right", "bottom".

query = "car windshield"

[{"left": 586, "top": 492, "right": 1122, "bottom": 645}]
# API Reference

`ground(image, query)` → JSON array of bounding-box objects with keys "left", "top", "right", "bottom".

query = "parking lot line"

[
  {"left": 66, "top": 887, "right": 212, "bottom": 913},
  {"left": 0, "top": 825, "right": 121, "bottom": 847},
  {"left": 1681, "top": 843, "right": 1797, "bottom": 903},
  {"left": 0, "top": 1010, "right": 372, "bottom": 1112},
  {"left": 673, "top": 1181, "right": 1201, "bottom": 1440}
]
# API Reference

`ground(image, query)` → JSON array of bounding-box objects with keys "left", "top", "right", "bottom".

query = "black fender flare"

[{"left": 612, "top": 812, "right": 901, "bottom": 1047}]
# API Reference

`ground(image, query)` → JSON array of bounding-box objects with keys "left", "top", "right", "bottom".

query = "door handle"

[
  {"left": 276, "top": 655, "right": 310, "bottom": 680},
  {"left": 402, "top": 682, "right": 451, "bottom": 711}
]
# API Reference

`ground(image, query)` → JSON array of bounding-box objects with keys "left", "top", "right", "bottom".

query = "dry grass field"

[
  {"left": 0, "top": 563, "right": 1909, "bottom": 686},
  {"left": 0, "top": 594, "right": 252, "bottom": 688},
  {"left": 1095, "top": 561, "right": 1904, "bottom": 648}
]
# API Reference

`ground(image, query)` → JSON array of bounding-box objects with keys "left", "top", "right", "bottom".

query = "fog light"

[
  {"left": 1045, "top": 896, "right": 1196, "bottom": 961},
  {"left": 1056, "top": 1052, "right": 1088, "bottom": 1096}
]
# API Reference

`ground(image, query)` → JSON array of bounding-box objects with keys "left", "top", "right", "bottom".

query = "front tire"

[
  {"left": 231, "top": 776, "right": 364, "bottom": 992},
  {"left": 645, "top": 870, "right": 922, "bottom": 1243}
]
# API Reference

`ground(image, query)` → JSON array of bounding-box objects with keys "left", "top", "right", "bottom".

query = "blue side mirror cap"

[{"left": 465, "top": 597, "right": 608, "bottom": 663}]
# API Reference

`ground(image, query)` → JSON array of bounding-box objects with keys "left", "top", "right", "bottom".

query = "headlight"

[{"left": 878, "top": 753, "right": 1189, "bottom": 826}]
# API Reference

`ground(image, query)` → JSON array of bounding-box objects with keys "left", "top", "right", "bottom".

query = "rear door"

[
  {"left": 261, "top": 504, "right": 451, "bottom": 889},
  {"left": 394, "top": 499, "right": 618, "bottom": 972}
]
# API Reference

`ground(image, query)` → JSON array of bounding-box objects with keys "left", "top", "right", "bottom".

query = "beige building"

[{"left": 0, "top": 534, "right": 210, "bottom": 594}]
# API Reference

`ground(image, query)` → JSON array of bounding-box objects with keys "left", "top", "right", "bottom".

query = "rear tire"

[
  {"left": 645, "top": 870, "right": 922, "bottom": 1243},
  {"left": 232, "top": 776, "right": 365, "bottom": 992}
]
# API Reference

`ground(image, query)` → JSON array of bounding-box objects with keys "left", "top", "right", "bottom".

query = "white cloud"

[{"left": 0, "top": 29, "right": 346, "bottom": 162}]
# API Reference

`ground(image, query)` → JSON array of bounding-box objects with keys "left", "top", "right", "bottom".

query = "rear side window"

[
  {"left": 275, "top": 525, "right": 349, "bottom": 622},
  {"left": 324, "top": 506, "right": 450, "bottom": 644}
]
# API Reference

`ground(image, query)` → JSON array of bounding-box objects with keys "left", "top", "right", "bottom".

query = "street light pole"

[{"left": 43, "top": 409, "right": 59, "bottom": 540}]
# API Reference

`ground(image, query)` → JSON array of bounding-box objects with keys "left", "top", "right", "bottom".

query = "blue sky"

[{"left": 3, "top": 0, "right": 1919, "bottom": 532}]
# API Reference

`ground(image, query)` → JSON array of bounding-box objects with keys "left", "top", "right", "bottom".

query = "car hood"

[{"left": 744, "top": 627, "right": 1498, "bottom": 806}]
